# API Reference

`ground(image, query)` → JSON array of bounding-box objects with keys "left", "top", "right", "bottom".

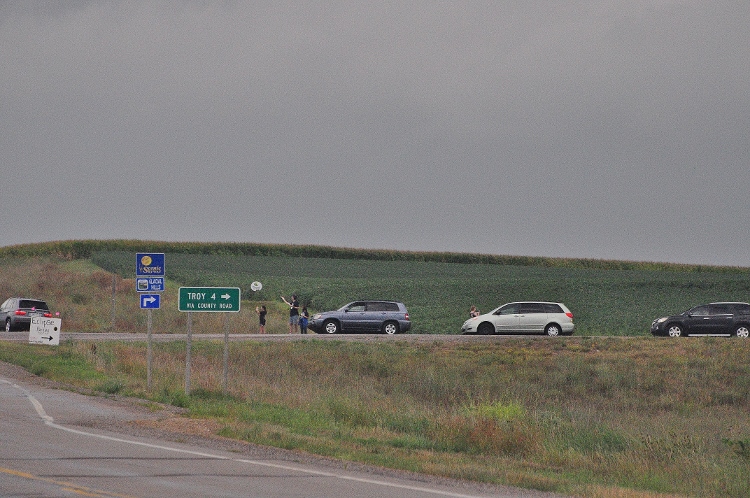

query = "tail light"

[
  {"left": 14, "top": 310, "right": 26, "bottom": 316},
  {"left": 404, "top": 313, "right": 410, "bottom": 321},
  {"left": 566, "top": 312, "right": 574, "bottom": 320},
  {"left": 43, "top": 312, "right": 53, "bottom": 318}
]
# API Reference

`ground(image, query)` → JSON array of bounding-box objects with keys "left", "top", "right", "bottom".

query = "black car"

[
  {"left": 650, "top": 302, "right": 750, "bottom": 338},
  {"left": 1, "top": 297, "right": 53, "bottom": 332},
  {"left": 308, "top": 301, "right": 411, "bottom": 335}
]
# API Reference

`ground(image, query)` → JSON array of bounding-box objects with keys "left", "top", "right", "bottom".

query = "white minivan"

[{"left": 461, "top": 301, "right": 574, "bottom": 336}]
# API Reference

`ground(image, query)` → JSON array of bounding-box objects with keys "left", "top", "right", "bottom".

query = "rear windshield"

[{"left": 19, "top": 300, "right": 49, "bottom": 310}]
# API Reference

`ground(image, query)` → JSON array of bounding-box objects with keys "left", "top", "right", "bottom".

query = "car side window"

[
  {"left": 496, "top": 304, "right": 519, "bottom": 315},
  {"left": 366, "top": 302, "right": 389, "bottom": 312},
  {"left": 691, "top": 306, "right": 710, "bottom": 316},
  {"left": 710, "top": 304, "right": 731, "bottom": 315},
  {"left": 543, "top": 303, "right": 563, "bottom": 313},
  {"left": 733, "top": 304, "right": 750, "bottom": 314},
  {"left": 347, "top": 303, "right": 365, "bottom": 312},
  {"left": 520, "top": 303, "right": 545, "bottom": 314}
]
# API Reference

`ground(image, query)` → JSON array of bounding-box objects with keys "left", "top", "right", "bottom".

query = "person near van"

[
  {"left": 281, "top": 295, "right": 300, "bottom": 333},
  {"left": 300, "top": 306, "right": 310, "bottom": 334},
  {"left": 469, "top": 305, "right": 480, "bottom": 318}
]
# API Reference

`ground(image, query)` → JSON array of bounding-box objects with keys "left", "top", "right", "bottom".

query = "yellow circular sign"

[{"left": 141, "top": 255, "right": 152, "bottom": 266}]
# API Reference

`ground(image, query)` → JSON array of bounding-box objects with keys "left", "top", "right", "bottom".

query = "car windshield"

[{"left": 19, "top": 300, "right": 48, "bottom": 310}]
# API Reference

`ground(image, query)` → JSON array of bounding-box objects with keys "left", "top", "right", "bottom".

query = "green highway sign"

[{"left": 178, "top": 287, "right": 241, "bottom": 312}]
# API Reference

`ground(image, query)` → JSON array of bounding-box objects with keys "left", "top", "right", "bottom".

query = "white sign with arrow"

[{"left": 29, "top": 317, "right": 61, "bottom": 346}]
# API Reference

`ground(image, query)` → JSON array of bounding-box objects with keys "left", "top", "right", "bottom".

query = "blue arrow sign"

[{"left": 140, "top": 294, "right": 161, "bottom": 309}]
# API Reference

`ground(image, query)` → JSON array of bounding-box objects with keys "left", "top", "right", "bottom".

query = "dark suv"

[
  {"left": 308, "top": 301, "right": 411, "bottom": 335},
  {"left": 650, "top": 302, "right": 750, "bottom": 337},
  {"left": 1, "top": 297, "right": 53, "bottom": 332}
]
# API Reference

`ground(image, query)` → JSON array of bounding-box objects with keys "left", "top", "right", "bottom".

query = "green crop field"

[
  {"left": 2, "top": 239, "right": 749, "bottom": 335},
  {"left": 90, "top": 249, "right": 750, "bottom": 336}
]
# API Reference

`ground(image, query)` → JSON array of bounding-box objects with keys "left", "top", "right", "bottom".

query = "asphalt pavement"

[{"left": 0, "top": 361, "right": 565, "bottom": 498}]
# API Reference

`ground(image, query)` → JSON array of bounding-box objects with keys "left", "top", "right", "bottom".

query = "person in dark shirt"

[
  {"left": 281, "top": 295, "right": 300, "bottom": 333},
  {"left": 255, "top": 305, "right": 267, "bottom": 334},
  {"left": 300, "top": 306, "right": 309, "bottom": 334}
]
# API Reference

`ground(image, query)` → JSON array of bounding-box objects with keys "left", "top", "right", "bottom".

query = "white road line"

[{"left": 1, "top": 379, "right": 488, "bottom": 498}]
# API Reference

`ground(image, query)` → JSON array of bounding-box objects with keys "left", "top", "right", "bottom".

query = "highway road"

[
  {"left": 0, "top": 362, "right": 564, "bottom": 498},
  {"left": 0, "top": 331, "right": 571, "bottom": 343}
]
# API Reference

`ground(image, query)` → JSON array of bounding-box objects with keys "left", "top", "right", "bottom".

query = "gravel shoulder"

[{"left": 0, "top": 360, "right": 565, "bottom": 498}]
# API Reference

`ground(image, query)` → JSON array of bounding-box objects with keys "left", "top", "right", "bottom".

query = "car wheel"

[
  {"left": 545, "top": 324, "right": 561, "bottom": 337},
  {"left": 5, "top": 319, "right": 11, "bottom": 332},
  {"left": 382, "top": 321, "right": 399, "bottom": 335},
  {"left": 477, "top": 322, "right": 494, "bottom": 335},
  {"left": 667, "top": 324, "right": 684, "bottom": 337},
  {"left": 734, "top": 325, "right": 750, "bottom": 338},
  {"left": 323, "top": 319, "right": 339, "bottom": 334}
]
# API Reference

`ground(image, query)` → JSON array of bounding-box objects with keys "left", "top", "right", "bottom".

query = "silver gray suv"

[
  {"left": 1, "top": 297, "right": 53, "bottom": 332},
  {"left": 461, "top": 301, "right": 574, "bottom": 336},
  {"left": 308, "top": 300, "right": 411, "bottom": 335}
]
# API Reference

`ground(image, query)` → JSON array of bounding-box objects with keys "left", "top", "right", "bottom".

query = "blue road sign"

[
  {"left": 136, "top": 277, "right": 165, "bottom": 293},
  {"left": 136, "top": 253, "right": 165, "bottom": 277},
  {"left": 140, "top": 294, "right": 161, "bottom": 309}
]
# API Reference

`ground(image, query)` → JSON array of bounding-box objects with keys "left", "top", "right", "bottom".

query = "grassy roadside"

[
  {"left": 1, "top": 243, "right": 749, "bottom": 496},
  {"left": 4, "top": 245, "right": 750, "bottom": 336},
  {"left": 0, "top": 337, "right": 748, "bottom": 497}
]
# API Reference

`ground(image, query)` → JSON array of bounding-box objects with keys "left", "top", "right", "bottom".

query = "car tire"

[
  {"left": 323, "top": 319, "right": 339, "bottom": 334},
  {"left": 382, "top": 321, "right": 399, "bottom": 335},
  {"left": 734, "top": 325, "right": 750, "bottom": 338},
  {"left": 5, "top": 319, "right": 11, "bottom": 332},
  {"left": 477, "top": 322, "right": 494, "bottom": 335},
  {"left": 667, "top": 324, "right": 684, "bottom": 337},
  {"left": 545, "top": 324, "right": 561, "bottom": 337}
]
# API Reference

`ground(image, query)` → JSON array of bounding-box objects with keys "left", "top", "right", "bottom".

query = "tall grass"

[
  {"left": 0, "top": 256, "right": 292, "bottom": 334},
  {"left": 5, "top": 238, "right": 746, "bottom": 272},
  {"left": 4, "top": 246, "right": 750, "bottom": 335},
  {"left": 0, "top": 338, "right": 748, "bottom": 497}
]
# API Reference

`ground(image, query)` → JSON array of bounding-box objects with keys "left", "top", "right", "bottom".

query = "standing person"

[
  {"left": 255, "top": 305, "right": 267, "bottom": 334},
  {"left": 469, "top": 305, "right": 480, "bottom": 318},
  {"left": 281, "top": 294, "right": 300, "bottom": 334},
  {"left": 299, "top": 306, "right": 309, "bottom": 334}
]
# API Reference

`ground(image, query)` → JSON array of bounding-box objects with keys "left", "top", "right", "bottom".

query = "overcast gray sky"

[{"left": 2, "top": 1, "right": 749, "bottom": 266}]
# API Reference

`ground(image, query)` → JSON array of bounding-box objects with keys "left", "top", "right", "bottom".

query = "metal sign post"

[
  {"left": 147, "top": 309, "right": 152, "bottom": 390},
  {"left": 178, "top": 287, "right": 241, "bottom": 395},
  {"left": 186, "top": 312, "right": 192, "bottom": 395},
  {"left": 223, "top": 314, "right": 230, "bottom": 393}
]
